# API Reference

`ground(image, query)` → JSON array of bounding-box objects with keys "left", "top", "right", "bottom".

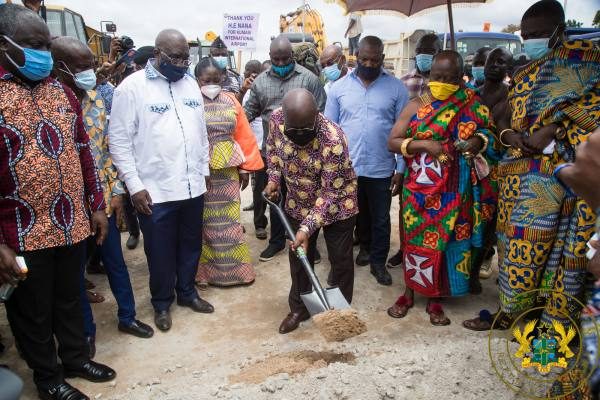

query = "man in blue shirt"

[{"left": 325, "top": 36, "right": 408, "bottom": 286}]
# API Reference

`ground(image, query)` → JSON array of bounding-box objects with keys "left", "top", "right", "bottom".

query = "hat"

[{"left": 210, "top": 36, "right": 227, "bottom": 49}]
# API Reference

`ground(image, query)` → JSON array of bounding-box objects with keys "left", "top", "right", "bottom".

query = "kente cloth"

[
  {"left": 196, "top": 92, "right": 261, "bottom": 286},
  {"left": 401, "top": 87, "right": 495, "bottom": 297},
  {"left": 497, "top": 40, "right": 600, "bottom": 325}
]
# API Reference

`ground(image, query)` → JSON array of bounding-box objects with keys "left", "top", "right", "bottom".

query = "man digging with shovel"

[{"left": 264, "top": 89, "right": 365, "bottom": 340}]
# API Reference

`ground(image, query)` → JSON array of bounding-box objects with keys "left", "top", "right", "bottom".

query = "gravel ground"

[{"left": 0, "top": 188, "right": 525, "bottom": 400}]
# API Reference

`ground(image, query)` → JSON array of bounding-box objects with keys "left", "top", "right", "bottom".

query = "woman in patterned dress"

[{"left": 194, "top": 57, "right": 263, "bottom": 287}]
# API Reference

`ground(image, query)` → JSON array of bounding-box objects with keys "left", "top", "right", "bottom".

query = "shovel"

[{"left": 262, "top": 192, "right": 351, "bottom": 316}]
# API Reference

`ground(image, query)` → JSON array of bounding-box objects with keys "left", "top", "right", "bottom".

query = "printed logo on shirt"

[
  {"left": 183, "top": 98, "right": 203, "bottom": 109},
  {"left": 148, "top": 103, "right": 171, "bottom": 114}
]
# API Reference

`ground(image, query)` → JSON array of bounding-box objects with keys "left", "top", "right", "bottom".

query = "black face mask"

[
  {"left": 285, "top": 130, "right": 316, "bottom": 146},
  {"left": 356, "top": 61, "right": 381, "bottom": 81},
  {"left": 159, "top": 59, "right": 188, "bottom": 82}
]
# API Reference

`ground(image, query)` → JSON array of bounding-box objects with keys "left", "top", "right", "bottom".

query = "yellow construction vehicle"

[
  {"left": 279, "top": 2, "right": 327, "bottom": 53},
  {"left": 5, "top": 1, "right": 113, "bottom": 64}
]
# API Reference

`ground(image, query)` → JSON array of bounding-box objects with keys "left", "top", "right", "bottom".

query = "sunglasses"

[
  {"left": 284, "top": 116, "right": 317, "bottom": 135},
  {"left": 158, "top": 50, "right": 191, "bottom": 67}
]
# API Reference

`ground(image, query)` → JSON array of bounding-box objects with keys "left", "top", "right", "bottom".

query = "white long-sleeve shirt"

[{"left": 109, "top": 61, "right": 210, "bottom": 204}]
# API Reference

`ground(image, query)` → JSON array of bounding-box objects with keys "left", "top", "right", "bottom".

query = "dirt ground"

[{"left": 0, "top": 188, "right": 522, "bottom": 399}]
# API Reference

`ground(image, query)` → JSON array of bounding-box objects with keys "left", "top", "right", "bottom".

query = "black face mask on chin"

[
  {"left": 356, "top": 61, "right": 381, "bottom": 81},
  {"left": 285, "top": 130, "right": 317, "bottom": 146}
]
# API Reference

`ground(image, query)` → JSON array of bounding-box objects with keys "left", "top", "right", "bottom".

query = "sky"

[{"left": 50, "top": 0, "right": 597, "bottom": 63}]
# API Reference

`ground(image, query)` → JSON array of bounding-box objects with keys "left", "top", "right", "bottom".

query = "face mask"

[
  {"left": 285, "top": 130, "right": 316, "bottom": 146},
  {"left": 523, "top": 38, "right": 551, "bottom": 61},
  {"left": 272, "top": 62, "right": 294, "bottom": 78},
  {"left": 159, "top": 59, "right": 188, "bottom": 82},
  {"left": 323, "top": 63, "right": 342, "bottom": 82},
  {"left": 3, "top": 35, "right": 53, "bottom": 81},
  {"left": 71, "top": 68, "right": 97, "bottom": 90},
  {"left": 471, "top": 66, "right": 485, "bottom": 83},
  {"left": 356, "top": 62, "right": 380, "bottom": 81},
  {"left": 213, "top": 56, "right": 228, "bottom": 69},
  {"left": 415, "top": 53, "right": 433, "bottom": 73},
  {"left": 201, "top": 84, "right": 222, "bottom": 100},
  {"left": 428, "top": 81, "right": 460, "bottom": 101}
]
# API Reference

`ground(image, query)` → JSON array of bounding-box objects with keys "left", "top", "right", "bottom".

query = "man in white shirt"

[{"left": 109, "top": 29, "right": 213, "bottom": 332}]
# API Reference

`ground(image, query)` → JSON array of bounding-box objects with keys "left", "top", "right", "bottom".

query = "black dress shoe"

[
  {"left": 370, "top": 264, "right": 392, "bottom": 286},
  {"left": 355, "top": 248, "right": 370, "bottom": 266},
  {"left": 64, "top": 361, "right": 116, "bottom": 383},
  {"left": 85, "top": 336, "right": 95, "bottom": 359},
  {"left": 154, "top": 311, "right": 172, "bottom": 331},
  {"left": 38, "top": 382, "right": 89, "bottom": 400},
  {"left": 118, "top": 320, "right": 154, "bottom": 338},
  {"left": 177, "top": 297, "right": 214, "bottom": 313},
  {"left": 125, "top": 234, "right": 139, "bottom": 250}
]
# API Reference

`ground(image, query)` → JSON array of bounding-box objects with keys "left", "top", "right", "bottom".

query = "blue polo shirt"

[{"left": 325, "top": 69, "right": 408, "bottom": 178}]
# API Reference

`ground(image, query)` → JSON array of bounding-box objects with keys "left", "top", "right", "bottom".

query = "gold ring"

[
  {"left": 509, "top": 147, "right": 523, "bottom": 158},
  {"left": 437, "top": 153, "right": 449, "bottom": 164}
]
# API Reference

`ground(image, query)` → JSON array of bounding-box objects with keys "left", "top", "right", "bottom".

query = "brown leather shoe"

[{"left": 278, "top": 312, "right": 310, "bottom": 334}]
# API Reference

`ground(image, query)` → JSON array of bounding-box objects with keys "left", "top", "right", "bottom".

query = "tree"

[
  {"left": 565, "top": 19, "right": 583, "bottom": 28},
  {"left": 593, "top": 10, "right": 600, "bottom": 28},
  {"left": 501, "top": 24, "right": 520, "bottom": 33}
]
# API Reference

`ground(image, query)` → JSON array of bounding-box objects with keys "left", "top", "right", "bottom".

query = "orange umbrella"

[{"left": 327, "top": 0, "right": 492, "bottom": 50}]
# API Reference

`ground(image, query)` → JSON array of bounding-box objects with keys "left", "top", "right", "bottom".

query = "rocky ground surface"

[{"left": 1, "top": 189, "right": 527, "bottom": 399}]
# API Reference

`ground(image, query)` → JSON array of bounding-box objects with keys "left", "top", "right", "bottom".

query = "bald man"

[
  {"left": 52, "top": 37, "right": 154, "bottom": 351},
  {"left": 0, "top": 4, "right": 115, "bottom": 399},
  {"left": 244, "top": 35, "right": 326, "bottom": 263},
  {"left": 110, "top": 29, "right": 213, "bottom": 332},
  {"left": 265, "top": 89, "right": 358, "bottom": 334},
  {"left": 319, "top": 44, "right": 350, "bottom": 94}
]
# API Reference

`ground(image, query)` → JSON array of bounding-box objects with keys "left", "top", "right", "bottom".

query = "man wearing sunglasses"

[
  {"left": 265, "top": 89, "right": 358, "bottom": 334},
  {"left": 110, "top": 29, "right": 213, "bottom": 333}
]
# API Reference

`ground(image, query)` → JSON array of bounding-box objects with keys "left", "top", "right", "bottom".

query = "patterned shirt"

[
  {"left": 243, "top": 63, "right": 326, "bottom": 150},
  {"left": 400, "top": 69, "right": 427, "bottom": 100},
  {"left": 0, "top": 67, "right": 105, "bottom": 252},
  {"left": 82, "top": 89, "right": 125, "bottom": 216},
  {"left": 96, "top": 82, "right": 115, "bottom": 115},
  {"left": 267, "top": 109, "right": 358, "bottom": 236},
  {"left": 222, "top": 69, "right": 242, "bottom": 95}
]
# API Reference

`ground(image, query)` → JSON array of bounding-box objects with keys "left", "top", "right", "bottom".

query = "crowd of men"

[{"left": 0, "top": 0, "right": 599, "bottom": 399}]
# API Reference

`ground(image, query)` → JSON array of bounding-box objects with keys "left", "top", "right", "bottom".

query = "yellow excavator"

[
  {"left": 279, "top": 2, "right": 327, "bottom": 53},
  {"left": 6, "top": 0, "right": 113, "bottom": 64}
]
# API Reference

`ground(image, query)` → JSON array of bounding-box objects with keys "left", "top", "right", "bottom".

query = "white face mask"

[{"left": 201, "top": 84, "right": 221, "bottom": 100}]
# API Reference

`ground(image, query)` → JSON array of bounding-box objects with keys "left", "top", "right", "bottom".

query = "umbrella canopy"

[{"left": 327, "top": 0, "right": 491, "bottom": 50}]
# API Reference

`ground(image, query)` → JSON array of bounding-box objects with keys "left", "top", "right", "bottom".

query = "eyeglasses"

[
  {"left": 158, "top": 50, "right": 191, "bottom": 67},
  {"left": 284, "top": 116, "right": 317, "bottom": 135},
  {"left": 321, "top": 55, "right": 342, "bottom": 68}
]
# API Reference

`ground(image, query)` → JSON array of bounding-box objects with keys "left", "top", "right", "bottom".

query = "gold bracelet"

[
  {"left": 498, "top": 129, "right": 516, "bottom": 147},
  {"left": 401, "top": 138, "right": 415, "bottom": 158},
  {"left": 474, "top": 132, "right": 489, "bottom": 154}
]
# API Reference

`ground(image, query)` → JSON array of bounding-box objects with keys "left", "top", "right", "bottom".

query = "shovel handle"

[{"left": 262, "top": 192, "right": 331, "bottom": 310}]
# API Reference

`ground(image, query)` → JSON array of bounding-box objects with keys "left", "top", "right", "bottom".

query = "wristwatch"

[{"left": 298, "top": 226, "right": 310, "bottom": 235}]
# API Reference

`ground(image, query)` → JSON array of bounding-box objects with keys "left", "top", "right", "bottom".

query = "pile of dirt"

[
  {"left": 313, "top": 309, "right": 368, "bottom": 342},
  {"left": 229, "top": 350, "right": 356, "bottom": 384}
]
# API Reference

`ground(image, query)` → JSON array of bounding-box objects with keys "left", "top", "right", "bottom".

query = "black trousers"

[
  {"left": 252, "top": 156, "right": 268, "bottom": 230},
  {"left": 356, "top": 176, "right": 392, "bottom": 266},
  {"left": 288, "top": 215, "right": 356, "bottom": 314},
  {"left": 5, "top": 242, "right": 88, "bottom": 389}
]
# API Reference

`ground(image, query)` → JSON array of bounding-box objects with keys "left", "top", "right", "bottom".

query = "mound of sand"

[
  {"left": 313, "top": 309, "right": 368, "bottom": 342},
  {"left": 229, "top": 350, "right": 356, "bottom": 384}
]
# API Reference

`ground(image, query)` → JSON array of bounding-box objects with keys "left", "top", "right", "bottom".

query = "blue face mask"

[
  {"left": 159, "top": 59, "right": 188, "bottom": 82},
  {"left": 523, "top": 38, "right": 551, "bottom": 61},
  {"left": 272, "top": 62, "right": 294, "bottom": 78},
  {"left": 323, "top": 63, "right": 342, "bottom": 82},
  {"left": 471, "top": 66, "right": 485, "bottom": 83},
  {"left": 213, "top": 56, "right": 228, "bottom": 69},
  {"left": 415, "top": 53, "right": 433, "bottom": 73},
  {"left": 73, "top": 69, "right": 97, "bottom": 90},
  {"left": 3, "top": 35, "right": 53, "bottom": 81}
]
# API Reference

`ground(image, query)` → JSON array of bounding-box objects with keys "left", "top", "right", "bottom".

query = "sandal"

[
  {"left": 387, "top": 295, "right": 414, "bottom": 318},
  {"left": 426, "top": 301, "right": 450, "bottom": 326},
  {"left": 86, "top": 290, "right": 105, "bottom": 304},
  {"left": 462, "top": 309, "right": 512, "bottom": 331}
]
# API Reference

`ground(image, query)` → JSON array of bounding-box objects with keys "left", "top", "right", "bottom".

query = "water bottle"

[{"left": 0, "top": 256, "right": 28, "bottom": 302}]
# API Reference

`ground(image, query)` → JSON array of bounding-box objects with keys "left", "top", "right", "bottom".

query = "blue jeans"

[
  {"left": 138, "top": 196, "right": 204, "bottom": 312},
  {"left": 80, "top": 215, "right": 137, "bottom": 336},
  {"left": 356, "top": 176, "right": 392, "bottom": 266}
]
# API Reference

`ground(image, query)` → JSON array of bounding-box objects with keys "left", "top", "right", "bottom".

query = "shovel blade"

[{"left": 301, "top": 286, "right": 351, "bottom": 316}]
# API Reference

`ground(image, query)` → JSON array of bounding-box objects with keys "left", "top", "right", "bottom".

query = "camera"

[{"left": 119, "top": 35, "right": 135, "bottom": 51}]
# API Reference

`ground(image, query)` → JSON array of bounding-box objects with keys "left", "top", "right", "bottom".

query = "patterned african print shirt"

[
  {"left": 82, "top": 89, "right": 125, "bottom": 216},
  {"left": 0, "top": 67, "right": 105, "bottom": 252},
  {"left": 267, "top": 109, "right": 358, "bottom": 236}
]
